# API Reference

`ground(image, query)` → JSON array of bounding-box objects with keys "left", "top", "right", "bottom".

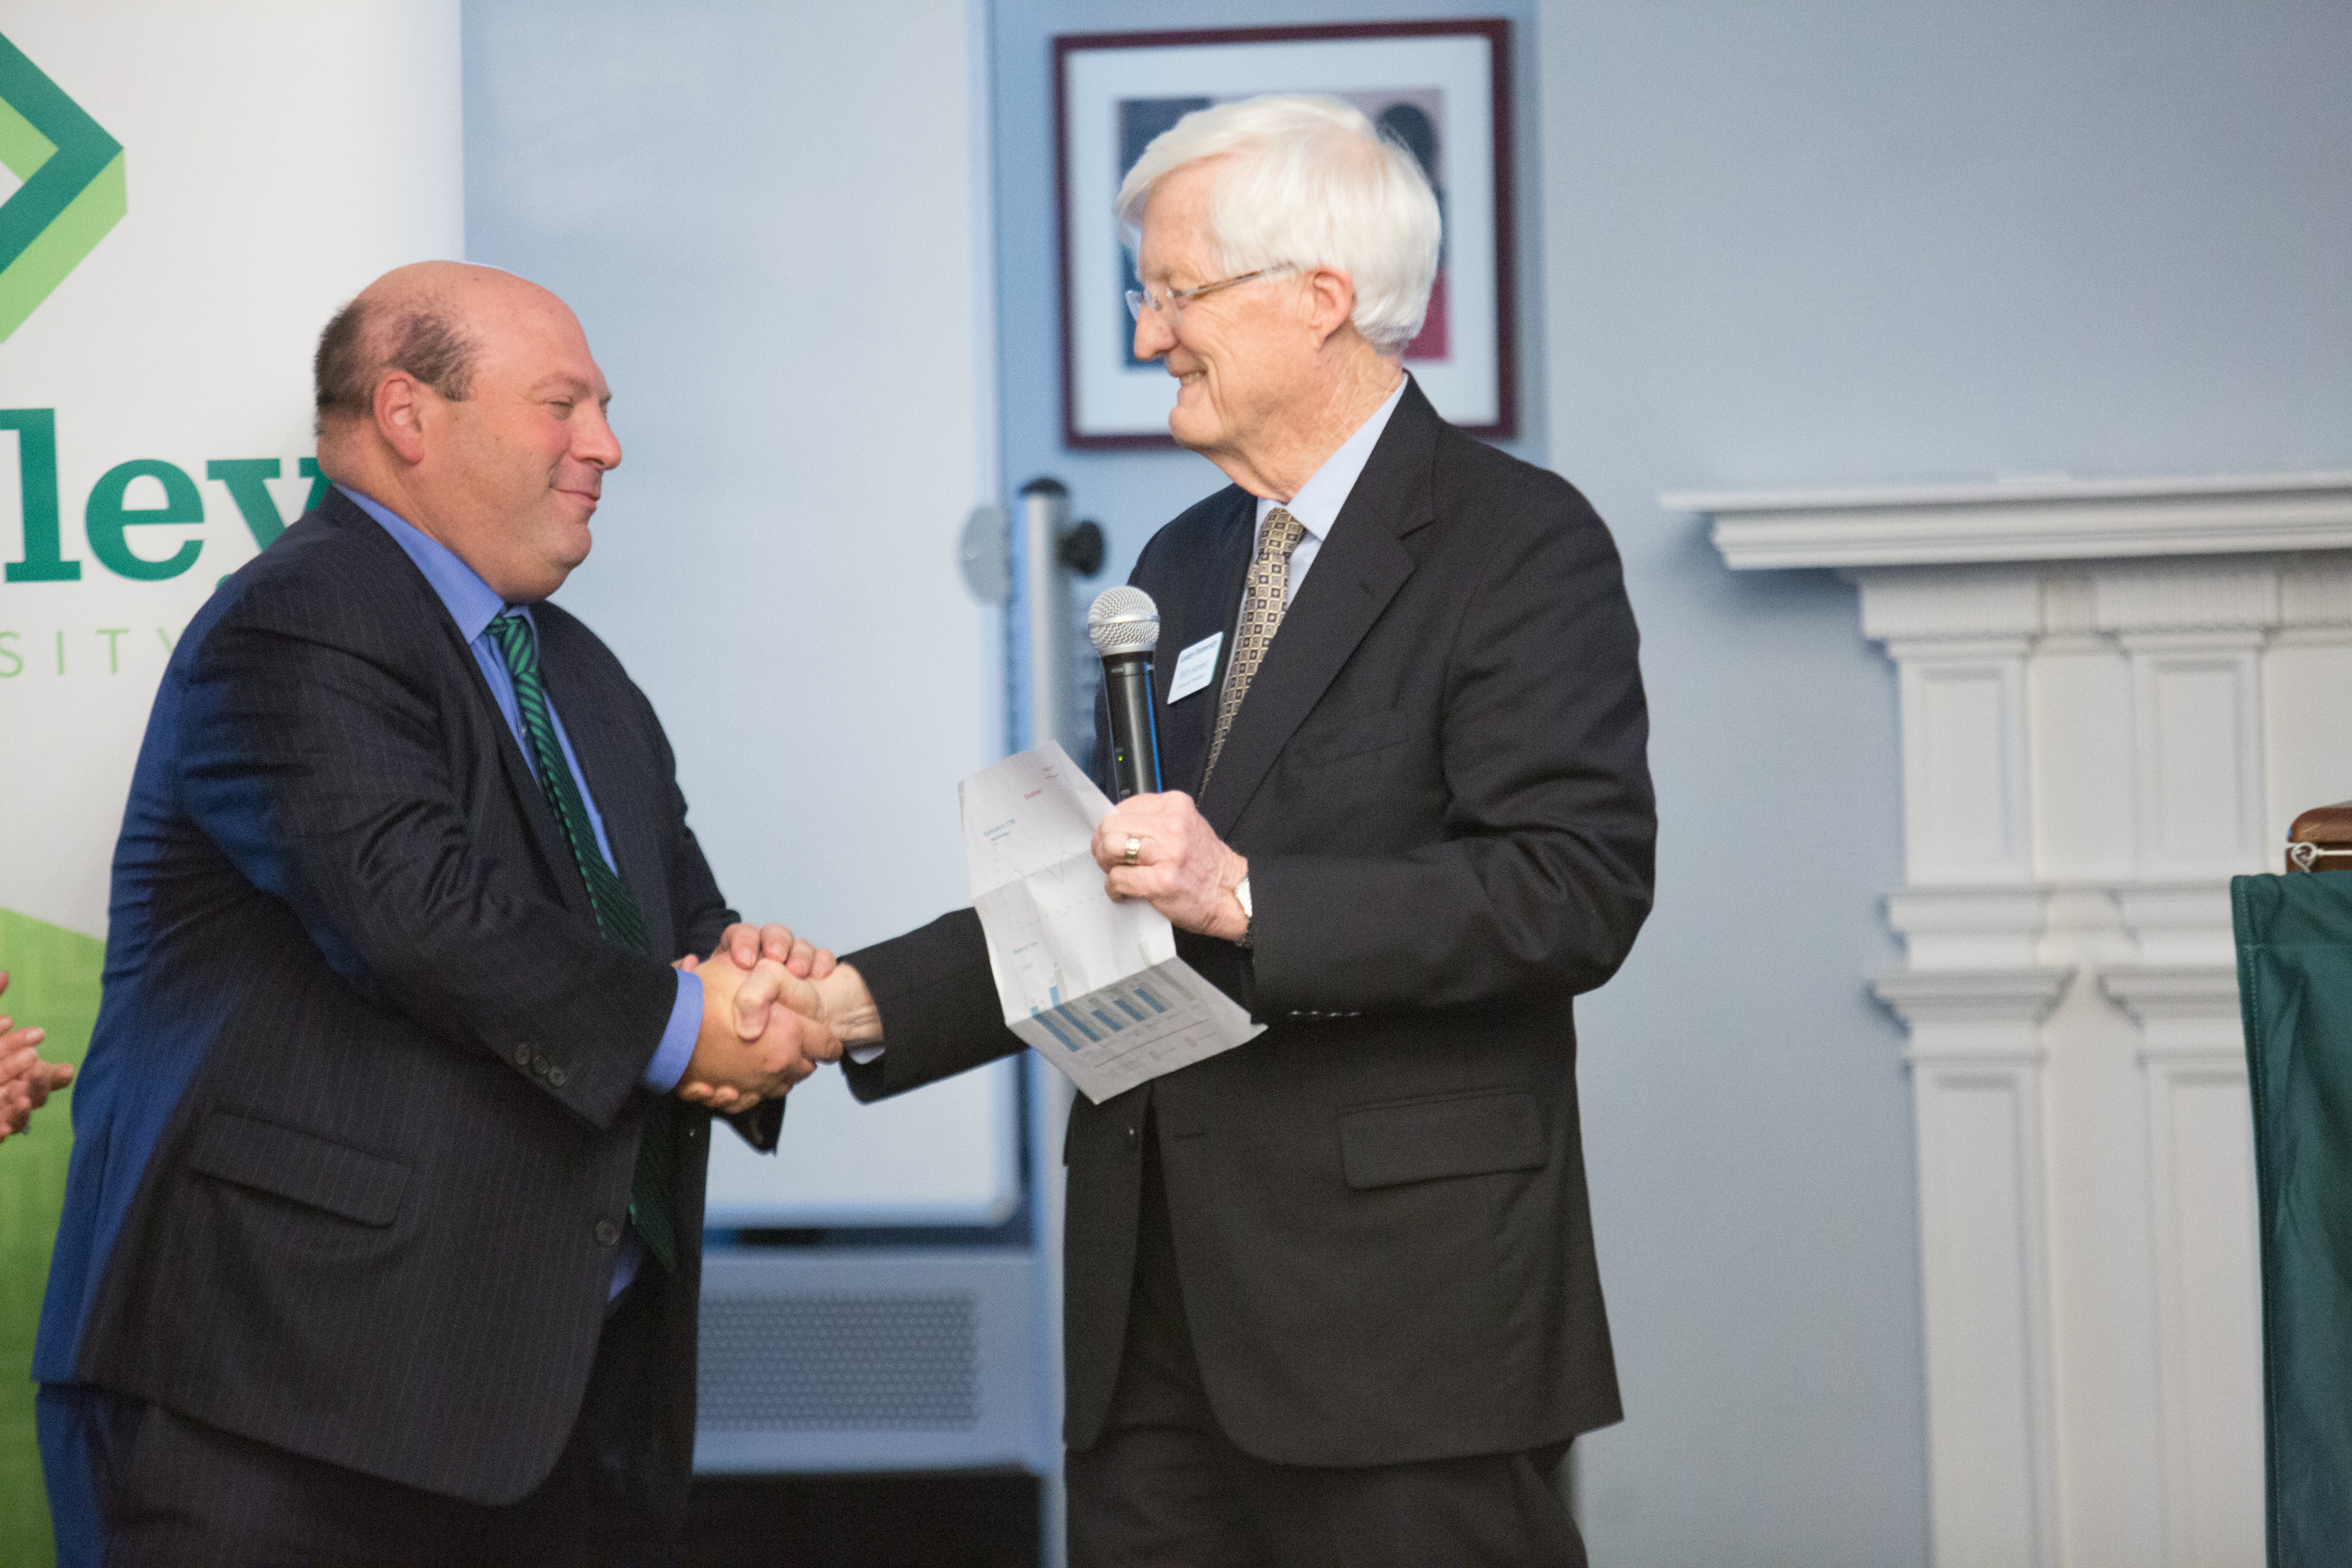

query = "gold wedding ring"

[{"left": 1123, "top": 834, "right": 1142, "bottom": 867}]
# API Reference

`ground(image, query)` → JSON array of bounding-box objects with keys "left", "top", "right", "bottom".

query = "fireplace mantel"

[
  {"left": 1671, "top": 471, "right": 2347, "bottom": 1567},
  {"left": 1671, "top": 469, "right": 2352, "bottom": 570}
]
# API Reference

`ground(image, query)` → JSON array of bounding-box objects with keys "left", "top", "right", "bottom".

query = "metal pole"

[
  {"left": 1020, "top": 478, "right": 1072, "bottom": 756},
  {"left": 1014, "top": 474, "right": 1074, "bottom": 1568}
]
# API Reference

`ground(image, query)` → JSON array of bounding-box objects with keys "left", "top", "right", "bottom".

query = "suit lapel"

[
  {"left": 328, "top": 495, "right": 601, "bottom": 928},
  {"left": 1194, "top": 379, "right": 1441, "bottom": 837}
]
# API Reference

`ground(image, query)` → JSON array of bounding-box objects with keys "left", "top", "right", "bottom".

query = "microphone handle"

[{"left": 1101, "top": 650, "right": 1163, "bottom": 800}]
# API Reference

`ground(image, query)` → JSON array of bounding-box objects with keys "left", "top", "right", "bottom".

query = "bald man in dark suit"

[{"left": 37, "top": 263, "right": 835, "bottom": 1566}]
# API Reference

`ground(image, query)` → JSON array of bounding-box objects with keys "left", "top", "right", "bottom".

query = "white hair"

[{"left": 1115, "top": 94, "right": 1442, "bottom": 354}]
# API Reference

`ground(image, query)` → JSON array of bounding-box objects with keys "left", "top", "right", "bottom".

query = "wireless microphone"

[{"left": 1087, "top": 586, "right": 1164, "bottom": 800}]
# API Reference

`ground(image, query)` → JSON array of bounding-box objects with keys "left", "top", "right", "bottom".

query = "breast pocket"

[{"left": 1289, "top": 710, "right": 1417, "bottom": 770}]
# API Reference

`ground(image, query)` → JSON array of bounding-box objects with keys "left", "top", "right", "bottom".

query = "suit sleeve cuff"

[{"left": 641, "top": 970, "right": 701, "bottom": 1092}]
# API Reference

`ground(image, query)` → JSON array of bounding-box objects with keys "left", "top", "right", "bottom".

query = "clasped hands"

[
  {"left": 670, "top": 924, "right": 843, "bottom": 1112},
  {"left": 662, "top": 794, "right": 1241, "bottom": 1114}
]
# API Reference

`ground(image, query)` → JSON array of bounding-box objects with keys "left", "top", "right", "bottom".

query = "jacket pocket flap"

[
  {"left": 1293, "top": 710, "right": 1416, "bottom": 767},
  {"left": 185, "top": 1110, "right": 409, "bottom": 1227},
  {"left": 1338, "top": 1088, "right": 1546, "bottom": 1190}
]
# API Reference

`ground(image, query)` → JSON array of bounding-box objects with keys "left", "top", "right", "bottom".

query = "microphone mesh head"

[{"left": 1087, "top": 586, "right": 1160, "bottom": 654}]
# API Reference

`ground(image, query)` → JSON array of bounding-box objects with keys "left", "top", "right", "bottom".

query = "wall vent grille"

[{"left": 697, "top": 1291, "right": 979, "bottom": 1430}]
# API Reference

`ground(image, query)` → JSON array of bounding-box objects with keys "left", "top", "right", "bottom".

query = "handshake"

[
  {"left": 654, "top": 785, "right": 1246, "bottom": 1112},
  {"left": 668, "top": 923, "right": 878, "bottom": 1112}
]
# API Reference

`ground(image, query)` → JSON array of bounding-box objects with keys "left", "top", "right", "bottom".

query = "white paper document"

[{"left": 962, "top": 742, "right": 1263, "bottom": 1102}]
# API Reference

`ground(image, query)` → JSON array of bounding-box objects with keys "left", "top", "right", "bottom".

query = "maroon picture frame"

[{"left": 1053, "top": 19, "right": 1517, "bottom": 450}]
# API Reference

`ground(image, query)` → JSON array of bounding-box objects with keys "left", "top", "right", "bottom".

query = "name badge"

[{"left": 1167, "top": 633, "right": 1222, "bottom": 704}]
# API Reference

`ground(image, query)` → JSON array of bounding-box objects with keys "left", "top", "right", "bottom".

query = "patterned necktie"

[
  {"left": 1203, "top": 506, "right": 1306, "bottom": 784},
  {"left": 488, "top": 612, "right": 679, "bottom": 1275}
]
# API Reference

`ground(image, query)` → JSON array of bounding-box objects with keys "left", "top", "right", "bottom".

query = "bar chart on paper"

[
  {"left": 1014, "top": 960, "right": 1259, "bottom": 1102},
  {"left": 963, "top": 744, "right": 1260, "bottom": 1102}
]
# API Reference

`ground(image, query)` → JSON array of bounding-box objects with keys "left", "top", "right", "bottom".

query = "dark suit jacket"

[
  {"left": 846, "top": 380, "right": 1656, "bottom": 1467},
  {"left": 35, "top": 488, "right": 738, "bottom": 1511}
]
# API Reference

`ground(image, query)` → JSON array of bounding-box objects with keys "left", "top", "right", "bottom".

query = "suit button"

[
  {"left": 593, "top": 1219, "right": 621, "bottom": 1247},
  {"left": 1124, "top": 1124, "right": 1139, "bottom": 1149},
  {"left": 547, "top": 1066, "right": 567, "bottom": 1087},
  {"left": 514, "top": 1044, "right": 533, "bottom": 1066},
  {"left": 531, "top": 1054, "right": 550, "bottom": 1076}
]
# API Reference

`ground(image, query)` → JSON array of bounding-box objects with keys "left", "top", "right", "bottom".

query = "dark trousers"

[
  {"left": 39, "top": 1279, "right": 675, "bottom": 1568},
  {"left": 1067, "top": 1122, "right": 1588, "bottom": 1568}
]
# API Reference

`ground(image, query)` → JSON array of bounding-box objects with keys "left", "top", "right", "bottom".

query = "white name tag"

[{"left": 1167, "top": 633, "right": 1222, "bottom": 704}]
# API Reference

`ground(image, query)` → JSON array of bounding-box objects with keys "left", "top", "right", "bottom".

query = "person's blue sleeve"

[{"left": 641, "top": 970, "right": 701, "bottom": 1091}]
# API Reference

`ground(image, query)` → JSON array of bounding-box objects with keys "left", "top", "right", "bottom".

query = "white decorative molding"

[
  {"left": 1704, "top": 470, "right": 2305, "bottom": 1566},
  {"left": 1898, "top": 651, "right": 2034, "bottom": 885},
  {"left": 2103, "top": 967, "right": 2260, "bottom": 1568},
  {"left": 2097, "top": 561, "right": 2281, "bottom": 632},
  {"left": 2099, "top": 967, "right": 2243, "bottom": 1038},
  {"left": 1886, "top": 888, "right": 2053, "bottom": 971},
  {"left": 2126, "top": 635, "right": 2267, "bottom": 882},
  {"left": 1874, "top": 968, "right": 2075, "bottom": 1040},
  {"left": 1875, "top": 967, "right": 2071, "bottom": 1568},
  {"left": 2112, "top": 885, "right": 2238, "bottom": 969},
  {"left": 1875, "top": 970, "right": 2069, "bottom": 1568},
  {"left": 1670, "top": 470, "right": 2352, "bottom": 570}
]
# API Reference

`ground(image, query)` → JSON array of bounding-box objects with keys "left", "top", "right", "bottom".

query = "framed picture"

[{"left": 1054, "top": 20, "right": 1515, "bottom": 449}]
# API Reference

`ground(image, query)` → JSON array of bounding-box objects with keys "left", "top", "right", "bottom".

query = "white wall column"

[{"left": 1875, "top": 971, "right": 2071, "bottom": 1568}]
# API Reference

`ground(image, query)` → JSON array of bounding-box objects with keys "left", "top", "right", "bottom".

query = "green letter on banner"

[
  {"left": 206, "top": 459, "right": 290, "bottom": 549},
  {"left": 86, "top": 459, "right": 203, "bottom": 580},
  {"left": 299, "top": 456, "right": 331, "bottom": 514},
  {"left": 2, "top": 408, "right": 78, "bottom": 580}
]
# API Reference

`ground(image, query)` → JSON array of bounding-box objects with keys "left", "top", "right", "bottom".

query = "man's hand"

[
  {"left": 669, "top": 922, "right": 839, "bottom": 1112},
  {"left": 696, "top": 922, "right": 834, "bottom": 984},
  {"left": 676, "top": 950, "right": 841, "bottom": 1113},
  {"left": 1091, "top": 792, "right": 1250, "bottom": 941},
  {"left": 678, "top": 923, "right": 884, "bottom": 1096},
  {"left": 0, "top": 971, "right": 74, "bottom": 1143},
  {"left": 710, "top": 923, "right": 880, "bottom": 1050}
]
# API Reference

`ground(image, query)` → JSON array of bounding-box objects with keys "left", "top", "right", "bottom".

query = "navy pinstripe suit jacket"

[{"left": 35, "top": 488, "right": 741, "bottom": 1508}]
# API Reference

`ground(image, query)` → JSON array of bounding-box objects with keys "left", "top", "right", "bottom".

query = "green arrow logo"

[{"left": 0, "top": 32, "right": 125, "bottom": 343}]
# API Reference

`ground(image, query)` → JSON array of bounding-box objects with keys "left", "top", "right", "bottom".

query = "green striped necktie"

[{"left": 488, "top": 611, "right": 679, "bottom": 1275}]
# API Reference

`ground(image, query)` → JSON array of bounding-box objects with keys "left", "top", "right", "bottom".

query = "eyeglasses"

[{"left": 1124, "top": 267, "right": 1288, "bottom": 323}]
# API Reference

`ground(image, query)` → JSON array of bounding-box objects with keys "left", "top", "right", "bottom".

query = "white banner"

[{"left": 0, "top": 2, "right": 463, "bottom": 942}]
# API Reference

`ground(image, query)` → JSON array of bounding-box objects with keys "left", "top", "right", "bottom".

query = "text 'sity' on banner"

[{"left": 0, "top": 12, "right": 462, "bottom": 1562}]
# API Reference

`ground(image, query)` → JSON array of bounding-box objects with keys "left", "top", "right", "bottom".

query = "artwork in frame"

[{"left": 1054, "top": 20, "right": 1515, "bottom": 449}]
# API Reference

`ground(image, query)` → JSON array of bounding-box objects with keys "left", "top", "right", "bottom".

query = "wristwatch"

[{"left": 1232, "top": 875, "right": 1254, "bottom": 949}]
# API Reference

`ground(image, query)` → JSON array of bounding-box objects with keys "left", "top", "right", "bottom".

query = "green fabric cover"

[{"left": 2235, "top": 870, "right": 2352, "bottom": 1567}]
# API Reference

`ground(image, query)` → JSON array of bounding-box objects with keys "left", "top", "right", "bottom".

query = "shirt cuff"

[
  {"left": 848, "top": 1045, "right": 884, "bottom": 1065},
  {"left": 641, "top": 970, "right": 702, "bottom": 1092}
]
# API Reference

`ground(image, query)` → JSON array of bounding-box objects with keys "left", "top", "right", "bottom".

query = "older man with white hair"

[{"left": 731, "top": 93, "right": 1656, "bottom": 1566}]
